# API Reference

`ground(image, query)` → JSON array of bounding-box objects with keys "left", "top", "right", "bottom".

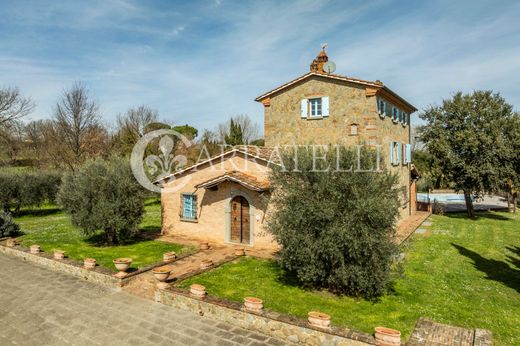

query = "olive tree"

[
  {"left": 266, "top": 146, "right": 401, "bottom": 298},
  {"left": 58, "top": 156, "right": 146, "bottom": 244}
]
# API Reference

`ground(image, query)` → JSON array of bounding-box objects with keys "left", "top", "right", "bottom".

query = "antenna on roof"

[{"left": 321, "top": 42, "right": 328, "bottom": 52}]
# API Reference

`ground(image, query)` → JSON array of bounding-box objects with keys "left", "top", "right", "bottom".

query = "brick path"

[
  {"left": 406, "top": 318, "right": 492, "bottom": 346},
  {"left": 395, "top": 211, "right": 431, "bottom": 244},
  {"left": 123, "top": 239, "right": 276, "bottom": 300},
  {"left": 0, "top": 253, "right": 286, "bottom": 346}
]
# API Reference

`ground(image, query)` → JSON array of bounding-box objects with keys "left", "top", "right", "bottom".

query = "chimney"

[{"left": 310, "top": 48, "right": 328, "bottom": 73}]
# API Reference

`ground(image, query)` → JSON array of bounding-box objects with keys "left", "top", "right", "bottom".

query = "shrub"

[
  {"left": 0, "top": 170, "right": 62, "bottom": 212},
  {"left": 0, "top": 211, "right": 20, "bottom": 237},
  {"left": 266, "top": 146, "right": 401, "bottom": 298},
  {"left": 57, "top": 156, "right": 146, "bottom": 245}
]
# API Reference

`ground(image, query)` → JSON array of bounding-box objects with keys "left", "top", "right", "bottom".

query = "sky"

[{"left": 1, "top": 0, "right": 519, "bottom": 135}]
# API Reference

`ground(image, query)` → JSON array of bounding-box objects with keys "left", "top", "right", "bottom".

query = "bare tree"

[
  {"left": 113, "top": 105, "right": 159, "bottom": 154},
  {"left": 217, "top": 114, "right": 260, "bottom": 144},
  {"left": 0, "top": 87, "right": 35, "bottom": 127},
  {"left": 0, "top": 120, "right": 25, "bottom": 163},
  {"left": 53, "top": 82, "right": 105, "bottom": 168}
]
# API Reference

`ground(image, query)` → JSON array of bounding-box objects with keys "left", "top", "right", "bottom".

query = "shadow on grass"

[
  {"left": 444, "top": 211, "right": 511, "bottom": 221},
  {"left": 452, "top": 243, "right": 520, "bottom": 293},
  {"left": 506, "top": 246, "right": 520, "bottom": 270},
  {"left": 84, "top": 232, "right": 154, "bottom": 247},
  {"left": 15, "top": 207, "right": 61, "bottom": 217}
]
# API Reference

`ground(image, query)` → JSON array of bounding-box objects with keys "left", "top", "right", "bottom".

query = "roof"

[
  {"left": 195, "top": 170, "right": 270, "bottom": 192},
  {"left": 254, "top": 72, "right": 417, "bottom": 112},
  {"left": 153, "top": 146, "right": 280, "bottom": 185}
]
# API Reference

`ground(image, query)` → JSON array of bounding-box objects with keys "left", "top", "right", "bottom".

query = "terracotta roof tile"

[{"left": 195, "top": 170, "right": 270, "bottom": 191}]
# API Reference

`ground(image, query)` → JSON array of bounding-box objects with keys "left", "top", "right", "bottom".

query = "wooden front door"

[{"left": 230, "top": 196, "right": 250, "bottom": 244}]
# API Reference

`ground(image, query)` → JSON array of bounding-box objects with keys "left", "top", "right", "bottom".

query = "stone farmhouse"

[{"left": 155, "top": 48, "right": 419, "bottom": 250}]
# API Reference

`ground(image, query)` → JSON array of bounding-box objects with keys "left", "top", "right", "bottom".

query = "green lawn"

[
  {"left": 179, "top": 211, "right": 520, "bottom": 345},
  {"left": 15, "top": 200, "right": 194, "bottom": 271}
]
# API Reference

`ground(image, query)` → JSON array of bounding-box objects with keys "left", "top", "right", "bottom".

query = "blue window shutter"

[
  {"left": 300, "top": 99, "right": 308, "bottom": 118},
  {"left": 397, "top": 143, "right": 401, "bottom": 164},
  {"left": 322, "top": 97, "right": 329, "bottom": 117},
  {"left": 406, "top": 144, "right": 412, "bottom": 163},
  {"left": 390, "top": 142, "right": 395, "bottom": 165}
]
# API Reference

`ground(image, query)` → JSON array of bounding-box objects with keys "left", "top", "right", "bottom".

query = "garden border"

[
  {"left": 0, "top": 240, "right": 198, "bottom": 289},
  {"left": 155, "top": 286, "right": 377, "bottom": 346}
]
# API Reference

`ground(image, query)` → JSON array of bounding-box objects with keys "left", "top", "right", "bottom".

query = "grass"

[
  {"left": 15, "top": 199, "right": 194, "bottom": 271},
  {"left": 178, "top": 211, "right": 520, "bottom": 345}
]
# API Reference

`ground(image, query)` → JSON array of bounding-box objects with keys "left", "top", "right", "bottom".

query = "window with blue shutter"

[
  {"left": 392, "top": 107, "right": 399, "bottom": 122},
  {"left": 390, "top": 141, "right": 395, "bottom": 165},
  {"left": 402, "top": 112, "right": 407, "bottom": 126},
  {"left": 378, "top": 98, "right": 386, "bottom": 117},
  {"left": 405, "top": 144, "right": 412, "bottom": 164},
  {"left": 181, "top": 194, "right": 197, "bottom": 220}
]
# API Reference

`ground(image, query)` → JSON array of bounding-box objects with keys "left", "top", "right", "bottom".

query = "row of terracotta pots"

[{"left": 184, "top": 284, "right": 400, "bottom": 344}]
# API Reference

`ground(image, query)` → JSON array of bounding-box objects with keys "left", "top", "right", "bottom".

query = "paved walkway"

[
  {"left": 0, "top": 253, "right": 285, "bottom": 346},
  {"left": 395, "top": 211, "right": 431, "bottom": 244},
  {"left": 126, "top": 235, "right": 277, "bottom": 300}
]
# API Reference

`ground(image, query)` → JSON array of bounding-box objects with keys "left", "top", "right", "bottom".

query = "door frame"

[{"left": 225, "top": 189, "right": 254, "bottom": 246}]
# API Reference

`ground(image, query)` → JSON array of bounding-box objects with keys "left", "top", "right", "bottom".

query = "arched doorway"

[{"left": 230, "top": 196, "right": 250, "bottom": 244}]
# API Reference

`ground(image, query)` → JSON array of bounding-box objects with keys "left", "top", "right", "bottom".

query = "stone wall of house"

[
  {"left": 161, "top": 153, "right": 279, "bottom": 250},
  {"left": 263, "top": 75, "right": 412, "bottom": 218}
]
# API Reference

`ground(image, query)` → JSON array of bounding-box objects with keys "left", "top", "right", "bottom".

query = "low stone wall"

[
  {"left": 156, "top": 287, "right": 376, "bottom": 346},
  {"left": 0, "top": 244, "right": 122, "bottom": 289}
]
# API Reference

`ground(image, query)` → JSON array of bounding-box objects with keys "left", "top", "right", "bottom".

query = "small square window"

[
  {"left": 350, "top": 124, "right": 358, "bottom": 136},
  {"left": 309, "top": 98, "right": 322, "bottom": 117}
]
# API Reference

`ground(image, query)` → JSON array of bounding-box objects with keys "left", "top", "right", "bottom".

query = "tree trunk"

[
  {"left": 513, "top": 192, "right": 518, "bottom": 213},
  {"left": 464, "top": 190, "right": 475, "bottom": 218},
  {"left": 506, "top": 192, "right": 512, "bottom": 212}
]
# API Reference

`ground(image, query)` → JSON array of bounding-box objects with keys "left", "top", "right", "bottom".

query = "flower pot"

[
  {"left": 84, "top": 258, "right": 96, "bottom": 270},
  {"left": 308, "top": 311, "right": 331, "bottom": 329},
  {"left": 6, "top": 238, "right": 18, "bottom": 247},
  {"left": 200, "top": 259, "right": 213, "bottom": 269},
  {"left": 163, "top": 251, "right": 177, "bottom": 262},
  {"left": 243, "top": 297, "right": 263, "bottom": 313},
  {"left": 374, "top": 327, "right": 401, "bottom": 346},
  {"left": 152, "top": 266, "right": 171, "bottom": 282},
  {"left": 53, "top": 250, "right": 65, "bottom": 260},
  {"left": 113, "top": 258, "right": 132, "bottom": 272},
  {"left": 30, "top": 245, "right": 41, "bottom": 254},
  {"left": 199, "top": 242, "right": 210, "bottom": 250},
  {"left": 189, "top": 284, "right": 206, "bottom": 298},
  {"left": 234, "top": 248, "right": 245, "bottom": 256},
  {"left": 113, "top": 258, "right": 132, "bottom": 278}
]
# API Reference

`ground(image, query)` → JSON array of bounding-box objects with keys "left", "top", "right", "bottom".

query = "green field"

[
  {"left": 15, "top": 200, "right": 194, "bottom": 271},
  {"left": 179, "top": 212, "right": 520, "bottom": 345}
]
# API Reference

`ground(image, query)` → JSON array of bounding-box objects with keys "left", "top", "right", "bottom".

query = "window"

[
  {"left": 390, "top": 141, "right": 400, "bottom": 165},
  {"left": 392, "top": 107, "right": 399, "bottom": 123},
  {"left": 350, "top": 124, "right": 358, "bottom": 135},
  {"left": 377, "top": 98, "right": 386, "bottom": 117},
  {"left": 309, "top": 98, "right": 322, "bottom": 117},
  {"left": 181, "top": 194, "right": 197, "bottom": 220},
  {"left": 405, "top": 143, "right": 412, "bottom": 164},
  {"left": 300, "top": 97, "right": 329, "bottom": 118},
  {"left": 401, "top": 111, "right": 407, "bottom": 126}
]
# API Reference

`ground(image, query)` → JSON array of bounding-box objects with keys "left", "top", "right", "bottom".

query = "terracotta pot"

[
  {"left": 6, "top": 238, "right": 18, "bottom": 247},
  {"left": 234, "top": 248, "right": 245, "bottom": 256},
  {"left": 308, "top": 311, "right": 331, "bottom": 329},
  {"left": 189, "top": 284, "right": 206, "bottom": 298},
  {"left": 199, "top": 242, "right": 210, "bottom": 250},
  {"left": 113, "top": 258, "right": 132, "bottom": 272},
  {"left": 374, "top": 327, "right": 401, "bottom": 346},
  {"left": 53, "top": 250, "right": 65, "bottom": 260},
  {"left": 152, "top": 266, "right": 171, "bottom": 282},
  {"left": 243, "top": 297, "right": 263, "bottom": 313},
  {"left": 163, "top": 251, "right": 177, "bottom": 262},
  {"left": 84, "top": 258, "right": 96, "bottom": 270},
  {"left": 30, "top": 244, "right": 41, "bottom": 254},
  {"left": 200, "top": 259, "right": 213, "bottom": 269}
]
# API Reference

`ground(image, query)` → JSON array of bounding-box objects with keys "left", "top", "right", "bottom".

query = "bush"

[
  {"left": 266, "top": 146, "right": 401, "bottom": 298},
  {"left": 0, "top": 170, "right": 62, "bottom": 212},
  {"left": 0, "top": 211, "right": 20, "bottom": 238},
  {"left": 57, "top": 156, "right": 146, "bottom": 245}
]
